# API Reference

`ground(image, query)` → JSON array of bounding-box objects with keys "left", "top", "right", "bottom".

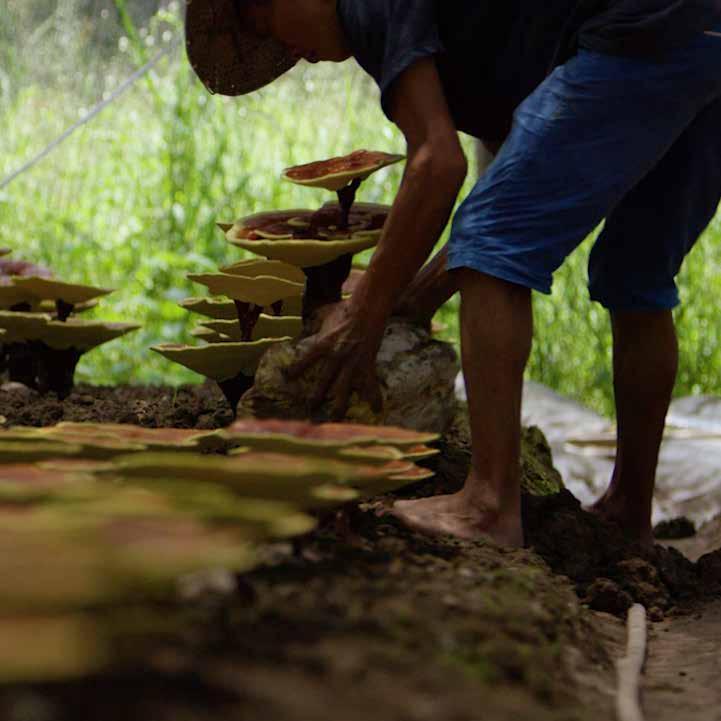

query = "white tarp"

[{"left": 456, "top": 375, "right": 721, "bottom": 525}]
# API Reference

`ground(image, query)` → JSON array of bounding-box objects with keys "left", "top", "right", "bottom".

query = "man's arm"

[
  {"left": 350, "top": 57, "right": 468, "bottom": 323},
  {"left": 393, "top": 140, "right": 500, "bottom": 326},
  {"left": 287, "top": 57, "right": 466, "bottom": 415}
]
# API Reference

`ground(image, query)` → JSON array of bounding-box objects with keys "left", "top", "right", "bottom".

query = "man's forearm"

[
  {"left": 392, "top": 141, "right": 499, "bottom": 323},
  {"left": 394, "top": 245, "right": 457, "bottom": 323},
  {"left": 352, "top": 147, "right": 466, "bottom": 319}
]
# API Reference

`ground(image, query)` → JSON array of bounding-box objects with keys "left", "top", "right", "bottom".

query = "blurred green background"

[{"left": 2, "top": 0, "right": 721, "bottom": 416}]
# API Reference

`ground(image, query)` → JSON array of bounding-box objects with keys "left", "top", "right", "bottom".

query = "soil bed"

[
  {"left": 1, "top": 385, "right": 719, "bottom": 721},
  {"left": 0, "top": 382, "right": 233, "bottom": 429}
]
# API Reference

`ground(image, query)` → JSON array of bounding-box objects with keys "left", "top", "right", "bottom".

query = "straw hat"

[{"left": 185, "top": 0, "right": 296, "bottom": 96}]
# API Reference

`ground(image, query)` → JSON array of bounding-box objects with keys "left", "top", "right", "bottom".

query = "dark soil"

[
  {"left": 523, "top": 491, "right": 721, "bottom": 617},
  {"left": 1, "top": 384, "right": 719, "bottom": 721},
  {"left": 0, "top": 509, "right": 616, "bottom": 721},
  {"left": 654, "top": 516, "right": 697, "bottom": 540},
  {"left": 0, "top": 382, "right": 233, "bottom": 429}
]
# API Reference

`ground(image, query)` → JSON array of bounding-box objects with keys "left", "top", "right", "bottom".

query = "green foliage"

[{"left": 2, "top": 2, "right": 720, "bottom": 416}]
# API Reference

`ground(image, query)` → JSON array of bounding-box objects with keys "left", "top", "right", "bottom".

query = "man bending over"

[{"left": 186, "top": 0, "right": 721, "bottom": 547}]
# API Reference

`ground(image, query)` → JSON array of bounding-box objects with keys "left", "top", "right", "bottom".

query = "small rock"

[
  {"left": 616, "top": 558, "right": 670, "bottom": 609},
  {"left": 7, "top": 693, "right": 58, "bottom": 721},
  {"left": 697, "top": 549, "right": 721, "bottom": 588},
  {"left": 652, "top": 545, "right": 699, "bottom": 598},
  {"left": 243, "top": 318, "right": 460, "bottom": 433},
  {"left": 195, "top": 413, "right": 216, "bottom": 430},
  {"left": 654, "top": 516, "right": 696, "bottom": 540},
  {"left": 177, "top": 568, "right": 237, "bottom": 601},
  {"left": 1, "top": 382, "right": 38, "bottom": 399},
  {"left": 648, "top": 606, "right": 665, "bottom": 622},
  {"left": 584, "top": 577, "right": 633, "bottom": 616}
]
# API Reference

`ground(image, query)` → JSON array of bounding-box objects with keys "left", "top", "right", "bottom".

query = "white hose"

[{"left": 616, "top": 604, "right": 648, "bottom": 721}]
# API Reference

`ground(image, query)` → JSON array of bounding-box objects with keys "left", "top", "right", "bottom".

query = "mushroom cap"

[
  {"left": 220, "top": 259, "right": 306, "bottom": 284},
  {"left": 227, "top": 233, "right": 379, "bottom": 268},
  {"left": 0, "top": 423, "right": 226, "bottom": 458},
  {"left": 0, "top": 285, "right": 39, "bottom": 310},
  {"left": 0, "top": 258, "right": 52, "bottom": 280},
  {"left": 0, "top": 614, "right": 106, "bottom": 683},
  {"left": 190, "top": 326, "right": 229, "bottom": 344},
  {"left": 180, "top": 297, "right": 240, "bottom": 320},
  {"left": 103, "top": 450, "right": 411, "bottom": 499},
  {"left": 200, "top": 314, "right": 302, "bottom": 343},
  {"left": 0, "top": 462, "right": 88, "bottom": 503},
  {"left": 180, "top": 295, "right": 303, "bottom": 320},
  {"left": 226, "top": 204, "right": 390, "bottom": 268},
  {"left": 10, "top": 277, "right": 114, "bottom": 305},
  {"left": 39, "top": 320, "right": 140, "bottom": 352},
  {"left": 220, "top": 418, "right": 440, "bottom": 450},
  {"left": 0, "top": 311, "right": 52, "bottom": 342},
  {"left": 187, "top": 272, "right": 304, "bottom": 307},
  {"left": 151, "top": 338, "right": 290, "bottom": 381},
  {"left": 0, "top": 440, "right": 83, "bottom": 464},
  {"left": 0, "top": 312, "right": 139, "bottom": 350},
  {"left": 282, "top": 150, "right": 405, "bottom": 192}
]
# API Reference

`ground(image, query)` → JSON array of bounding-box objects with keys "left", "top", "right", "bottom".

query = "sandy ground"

[{"left": 643, "top": 600, "right": 721, "bottom": 721}]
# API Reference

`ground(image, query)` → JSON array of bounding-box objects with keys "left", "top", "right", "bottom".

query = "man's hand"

[
  {"left": 287, "top": 58, "right": 466, "bottom": 417},
  {"left": 286, "top": 298, "right": 386, "bottom": 420}
]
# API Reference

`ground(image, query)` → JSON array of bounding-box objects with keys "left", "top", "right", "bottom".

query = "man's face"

[{"left": 245, "top": 0, "right": 351, "bottom": 63}]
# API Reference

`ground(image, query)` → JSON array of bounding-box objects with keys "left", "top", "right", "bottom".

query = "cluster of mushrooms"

[
  {"left": 0, "top": 150, "right": 445, "bottom": 683},
  {"left": 153, "top": 150, "right": 403, "bottom": 412},
  {"left": 0, "top": 417, "right": 438, "bottom": 682},
  {"left": 0, "top": 250, "right": 139, "bottom": 397}
]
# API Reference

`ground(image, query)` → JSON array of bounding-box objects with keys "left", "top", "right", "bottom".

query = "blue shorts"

[{"left": 447, "top": 27, "right": 721, "bottom": 311}]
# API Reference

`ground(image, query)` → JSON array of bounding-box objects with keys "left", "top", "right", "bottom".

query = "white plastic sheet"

[{"left": 455, "top": 375, "right": 721, "bottom": 524}]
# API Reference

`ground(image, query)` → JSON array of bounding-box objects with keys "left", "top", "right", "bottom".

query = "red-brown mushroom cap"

[{"left": 282, "top": 150, "right": 405, "bottom": 192}]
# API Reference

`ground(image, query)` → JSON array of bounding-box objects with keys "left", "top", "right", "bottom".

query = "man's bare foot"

[
  {"left": 587, "top": 494, "right": 654, "bottom": 548},
  {"left": 389, "top": 492, "right": 524, "bottom": 548}
]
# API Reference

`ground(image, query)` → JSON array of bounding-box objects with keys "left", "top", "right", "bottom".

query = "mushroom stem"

[
  {"left": 9, "top": 303, "right": 32, "bottom": 313},
  {"left": 217, "top": 372, "right": 255, "bottom": 417},
  {"left": 6, "top": 342, "right": 37, "bottom": 389},
  {"left": 234, "top": 301, "right": 263, "bottom": 342},
  {"left": 36, "top": 346, "right": 81, "bottom": 399},
  {"left": 5, "top": 342, "right": 80, "bottom": 397},
  {"left": 55, "top": 299, "right": 75, "bottom": 323},
  {"left": 302, "top": 253, "right": 353, "bottom": 321},
  {"left": 336, "top": 179, "right": 362, "bottom": 230}
]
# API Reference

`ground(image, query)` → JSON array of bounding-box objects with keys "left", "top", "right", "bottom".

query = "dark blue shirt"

[{"left": 337, "top": 0, "right": 721, "bottom": 142}]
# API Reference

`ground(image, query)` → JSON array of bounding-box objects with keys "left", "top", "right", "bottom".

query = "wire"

[{"left": 0, "top": 37, "right": 182, "bottom": 193}]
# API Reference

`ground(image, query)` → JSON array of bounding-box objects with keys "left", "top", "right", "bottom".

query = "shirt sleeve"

[{"left": 378, "top": 0, "right": 444, "bottom": 119}]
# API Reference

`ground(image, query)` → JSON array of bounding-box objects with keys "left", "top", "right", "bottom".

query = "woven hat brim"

[{"left": 185, "top": 0, "right": 297, "bottom": 96}]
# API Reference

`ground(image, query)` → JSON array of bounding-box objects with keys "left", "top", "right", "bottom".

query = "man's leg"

[
  {"left": 591, "top": 311, "right": 678, "bottom": 546},
  {"left": 392, "top": 271, "right": 530, "bottom": 547},
  {"left": 586, "top": 92, "right": 721, "bottom": 545},
  {"left": 391, "top": 32, "right": 721, "bottom": 547}
]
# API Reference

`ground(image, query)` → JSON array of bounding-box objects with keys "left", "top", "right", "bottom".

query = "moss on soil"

[{"left": 0, "top": 387, "right": 612, "bottom": 721}]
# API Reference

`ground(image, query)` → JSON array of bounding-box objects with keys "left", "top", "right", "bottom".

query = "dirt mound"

[
  {"left": 0, "top": 512, "right": 614, "bottom": 721},
  {"left": 2, "top": 382, "right": 717, "bottom": 627},
  {"left": 0, "top": 382, "right": 232, "bottom": 429},
  {"left": 653, "top": 516, "right": 697, "bottom": 540},
  {"left": 0, "top": 387, "right": 619, "bottom": 721},
  {"left": 523, "top": 491, "right": 720, "bottom": 617}
]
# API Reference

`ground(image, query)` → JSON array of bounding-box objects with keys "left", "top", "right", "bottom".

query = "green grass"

[{"left": 2, "top": 2, "right": 721, "bottom": 417}]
